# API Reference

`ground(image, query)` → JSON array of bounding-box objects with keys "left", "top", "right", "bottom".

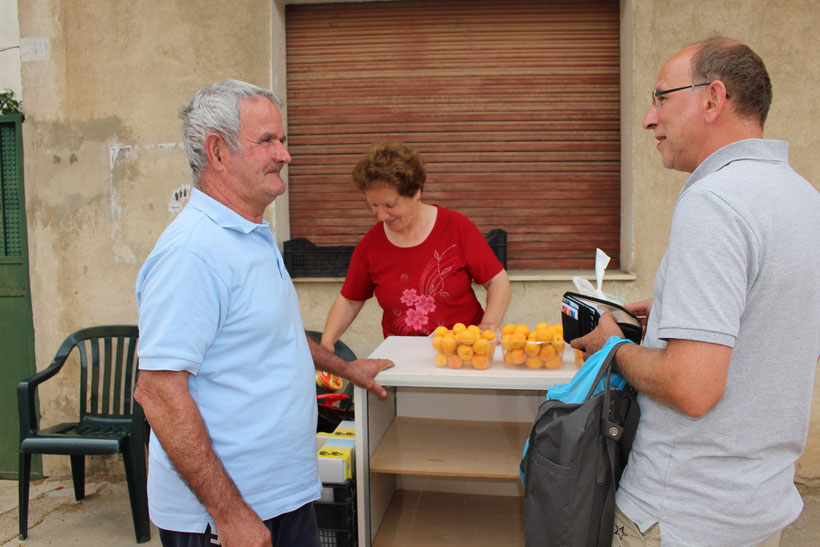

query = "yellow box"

[{"left": 317, "top": 438, "right": 353, "bottom": 483}]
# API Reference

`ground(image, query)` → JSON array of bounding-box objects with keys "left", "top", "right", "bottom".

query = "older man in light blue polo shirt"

[{"left": 135, "top": 80, "right": 393, "bottom": 547}]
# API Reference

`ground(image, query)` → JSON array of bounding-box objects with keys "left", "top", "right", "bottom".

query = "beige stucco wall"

[{"left": 14, "top": 0, "right": 820, "bottom": 484}]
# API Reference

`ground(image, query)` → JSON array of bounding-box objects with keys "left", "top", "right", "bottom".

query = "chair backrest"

[{"left": 64, "top": 326, "right": 140, "bottom": 421}]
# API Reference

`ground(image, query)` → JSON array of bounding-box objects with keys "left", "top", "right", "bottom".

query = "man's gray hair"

[{"left": 180, "top": 79, "right": 282, "bottom": 181}]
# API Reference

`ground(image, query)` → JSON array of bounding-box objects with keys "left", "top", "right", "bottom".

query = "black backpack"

[{"left": 521, "top": 340, "right": 640, "bottom": 546}]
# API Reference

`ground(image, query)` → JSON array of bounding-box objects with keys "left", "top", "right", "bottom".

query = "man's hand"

[
  {"left": 212, "top": 505, "right": 271, "bottom": 547},
  {"left": 343, "top": 358, "right": 395, "bottom": 398},
  {"left": 570, "top": 312, "right": 624, "bottom": 359},
  {"left": 307, "top": 337, "right": 394, "bottom": 398}
]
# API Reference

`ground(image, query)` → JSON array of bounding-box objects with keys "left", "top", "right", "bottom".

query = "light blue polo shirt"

[{"left": 136, "top": 188, "right": 320, "bottom": 532}]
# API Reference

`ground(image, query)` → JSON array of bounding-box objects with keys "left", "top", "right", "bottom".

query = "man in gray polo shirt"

[{"left": 572, "top": 37, "right": 820, "bottom": 546}]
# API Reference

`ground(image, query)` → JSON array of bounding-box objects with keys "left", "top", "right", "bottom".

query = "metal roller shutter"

[{"left": 285, "top": 0, "right": 620, "bottom": 270}]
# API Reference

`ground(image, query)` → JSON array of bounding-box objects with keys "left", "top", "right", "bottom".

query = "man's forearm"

[{"left": 614, "top": 341, "right": 729, "bottom": 418}]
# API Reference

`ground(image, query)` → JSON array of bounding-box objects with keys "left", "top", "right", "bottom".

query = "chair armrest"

[{"left": 17, "top": 336, "right": 77, "bottom": 438}]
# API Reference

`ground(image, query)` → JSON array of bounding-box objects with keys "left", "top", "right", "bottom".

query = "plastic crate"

[
  {"left": 318, "top": 529, "right": 355, "bottom": 547},
  {"left": 314, "top": 479, "right": 357, "bottom": 547},
  {"left": 485, "top": 228, "right": 507, "bottom": 269},
  {"left": 283, "top": 238, "right": 354, "bottom": 277},
  {"left": 283, "top": 228, "right": 507, "bottom": 278}
]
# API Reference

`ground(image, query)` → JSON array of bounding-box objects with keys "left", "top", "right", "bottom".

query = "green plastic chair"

[{"left": 17, "top": 325, "right": 150, "bottom": 543}]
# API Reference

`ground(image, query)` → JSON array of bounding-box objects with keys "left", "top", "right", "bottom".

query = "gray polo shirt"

[{"left": 616, "top": 139, "right": 820, "bottom": 546}]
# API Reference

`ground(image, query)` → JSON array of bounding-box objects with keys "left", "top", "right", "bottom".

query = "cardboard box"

[{"left": 317, "top": 437, "right": 354, "bottom": 484}]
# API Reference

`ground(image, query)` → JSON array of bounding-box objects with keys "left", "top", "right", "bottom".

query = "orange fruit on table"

[
  {"left": 525, "top": 355, "right": 544, "bottom": 369},
  {"left": 545, "top": 355, "right": 562, "bottom": 369},
  {"left": 500, "top": 333, "right": 513, "bottom": 351},
  {"left": 510, "top": 332, "right": 527, "bottom": 349},
  {"left": 433, "top": 326, "right": 449, "bottom": 338},
  {"left": 472, "top": 354, "right": 489, "bottom": 370},
  {"left": 467, "top": 324, "right": 482, "bottom": 337},
  {"left": 513, "top": 324, "right": 530, "bottom": 337},
  {"left": 432, "top": 336, "right": 444, "bottom": 351},
  {"left": 510, "top": 348, "right": 527, "bottom": 365},
  {"left": 452, "top": 322, "right": 467, "bottom": 334},
  {"left": 442, "top": 333, "right": 457, "bottom": 355},
  {"left": 574, "top": 348, "right": 585, "bottom": 368},
  {"left": 435, "top": 353, "right": 448, "bottom": 367},
  {"left": 524, "top": 341, "right": 541, "bottom": 356},
  {"left": 447, "top": 355, "right": 464, "bottom": 369},
  {"left": 457, "top": 344, "right": 474, "bottom": 361},
  {"left": 553, "top": 341, "right": 566, "bottom": 353},
  {"left": 482, "top": 329, "right": 496, "bottom": 341},
  {"left": 501, "top": 324, "right": 515, "bottom": 336},
  {"left": 503, "top": 351, "right": 515, "bottom": 367},
  {"left": 534, "top": 328, "right": 551, "bottom": 342},
  {"left": 535, "top": 322, "right": 549, "bottom": 331},
  {"left": 455, "top": 330, "right": 476, "bottom": 343},
  {"left": 539, "top": 343, "right": 557, "bottom": 361},
  {"left": 472, "top": 338, "right": 490, "bottom": 355}
]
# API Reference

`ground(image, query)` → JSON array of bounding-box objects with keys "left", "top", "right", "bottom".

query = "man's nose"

[
  {"left": 275, "top": 143, "right": 291, "bottom": 164},
  {"left": 642, "top": 105, "right": 658, "bottom": 130}
]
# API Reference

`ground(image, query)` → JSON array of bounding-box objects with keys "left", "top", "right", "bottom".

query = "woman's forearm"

[
  {"left": 321, "top": 293, "right": 366, "bottom": 350},
  {"left": 480, "top": 270, "right": 511, "bottom": 331}
]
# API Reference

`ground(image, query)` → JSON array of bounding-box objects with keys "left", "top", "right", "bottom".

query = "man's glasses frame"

[{"left": 651, "top": 82, "right": 729, "bottom": 107}]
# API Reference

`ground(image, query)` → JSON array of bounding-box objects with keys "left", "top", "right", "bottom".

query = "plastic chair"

[{"left": 17, "top": 325, "right": 150, "bottom": 543}]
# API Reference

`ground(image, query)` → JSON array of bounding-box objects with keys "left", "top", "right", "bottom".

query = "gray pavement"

[{"left": 1, "top": 476, "right": 818, "bottom": 546}]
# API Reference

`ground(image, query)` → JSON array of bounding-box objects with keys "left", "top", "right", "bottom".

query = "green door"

[{"left": 0, "top": 114, "right": 39, "bottom": 479}]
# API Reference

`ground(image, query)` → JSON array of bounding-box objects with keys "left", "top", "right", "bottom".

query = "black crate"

[
  {"left": 314, "top": 479, "right": 357, "bottom": 547},
  {"left": 283, "top": 238, "right": 354, "bottom": 277},
  {"left": 485, "top": 228, "right": 507, "bottom": 269},
  {"left": 318, "top": 529, "right": 355, "bottom": 547},
  {"left": 283, "top": 228, "right": 507, "bottom": 278}
]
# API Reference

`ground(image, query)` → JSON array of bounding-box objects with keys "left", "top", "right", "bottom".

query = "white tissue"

[{"left": 572, "top": 249, "right": 626, "bottom": 305}]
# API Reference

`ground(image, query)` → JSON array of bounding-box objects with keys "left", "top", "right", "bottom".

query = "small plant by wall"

[{"left": 0, "top": 89, "right": 22, "bottom": 115}]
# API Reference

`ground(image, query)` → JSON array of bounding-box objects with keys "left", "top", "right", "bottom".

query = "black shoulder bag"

[{"left": 522, "top": 340, "right": 640, "bottom": 546}]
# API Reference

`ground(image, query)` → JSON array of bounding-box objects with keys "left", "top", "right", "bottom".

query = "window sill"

[
  {"left": 290, "top": 270, "right": 637, "bottom": 283},
  {"left": 507, "top": 269, "right": 637, "bottom": 282}
]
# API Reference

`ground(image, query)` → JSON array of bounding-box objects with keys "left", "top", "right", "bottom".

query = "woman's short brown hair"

[{"left": 351, "top": 142, "right": 426, "bottom": 197}]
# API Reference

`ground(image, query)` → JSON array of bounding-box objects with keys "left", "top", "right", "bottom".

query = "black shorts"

[{"left": 158, "top": 502, "right": 320, "bottom": 547}]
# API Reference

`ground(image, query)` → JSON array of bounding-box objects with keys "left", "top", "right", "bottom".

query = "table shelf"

[
  {"left": 370, "top": 417, "right": 530, "bottom": 479},
  {"left": 372, "top": 490, "right": 524, "bottom": 547}
]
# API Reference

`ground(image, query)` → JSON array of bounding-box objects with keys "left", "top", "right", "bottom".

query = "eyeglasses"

[{"left": 651, "top": 82, "right": 711, "bottom": 107}]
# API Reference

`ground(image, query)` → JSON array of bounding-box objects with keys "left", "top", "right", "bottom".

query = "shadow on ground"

[{"left": 0, "top": 477, "right": 817, "bottom": 545}]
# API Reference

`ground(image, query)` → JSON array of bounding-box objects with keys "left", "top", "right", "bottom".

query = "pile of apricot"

[
  {"left": 499, "top": 323, "right": 565, "bottom": 369},
  {"left": 431, "top": 323, "right": 497, "bottom": 370}
]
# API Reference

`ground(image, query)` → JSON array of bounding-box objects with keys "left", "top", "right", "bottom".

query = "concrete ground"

[{"left": 0, "top": 476, "right": 818, "bottom": 546}]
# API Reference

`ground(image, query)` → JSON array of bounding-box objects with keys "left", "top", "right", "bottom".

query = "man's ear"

[
  {"left": 205, "top": 133, "right": 225, "bottom": 170},
  {"left": 704, "top": 80, "right": 729, "bottom": 123}
]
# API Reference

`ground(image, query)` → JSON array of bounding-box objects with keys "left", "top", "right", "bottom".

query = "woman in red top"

[{"left": 321, "top": 142, "right": 511, "bottom": 350}]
